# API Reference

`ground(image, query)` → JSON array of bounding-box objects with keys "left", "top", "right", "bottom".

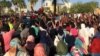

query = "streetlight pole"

[
  {"left": 53, "top": 0, "right": 57, "bottom": 15},
  {"left": 0, "top": 6, "right": 2, "bottom": 16}
]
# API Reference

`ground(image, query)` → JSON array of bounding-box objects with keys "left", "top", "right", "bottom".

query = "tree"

[
  {"left": 12, "top": 0, "right": 26, "bottom": 13},
  {"left": 28, "top": 0, "right": 38, "bottom": 11},
  {"left": 0, "top": 0, "right": 12, "bottom": 15},
  {"left": 5, "top": 8, "right": 15, "bottom": 15},
  {"left": 0, "top": 0, "right": 12, "bottom": 8},
  {"left": 12, "top": 0, "right": 26, "bottom": 8},
  {"left": 64, "top": 0, "right": 69, "bottom": 2},
  {"left": 61, "top": 6, "right": 68, "bottom": 13},
  {"left": 70, "top": 1, "right": 99, "bottom": 13}
]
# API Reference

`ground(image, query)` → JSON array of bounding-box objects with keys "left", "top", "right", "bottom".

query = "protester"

[
  {"left": 34, "top": 43, "right": 47, "bottom": 56},
  {"left": 4, "top": 38, "right": 20, "bottom": 56},
  {"left": 0, "top": 34, "right": 5, "bottom": 56},
  {"left": 79, "top": 23, "right": 90, "bottom": 53},
  {"left": 1, "top": 23, "right": 15, "bottom": 52},
  {"left": 25, "top": 35, "right": 35, "bottom": 56},
  {"left": 70, "top": 22, "right": 78, "bottom": 37},
  {"left": 90, "top": 26, "right": 100, "bottom": 56}
]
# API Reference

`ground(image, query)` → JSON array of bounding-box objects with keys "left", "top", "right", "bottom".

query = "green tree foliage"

[
  {"left": 28, "top": 0, "right": 37, "bottom": 4},
  {"left": 64, "top": 0, "right": 69, "bottom": 2},
  {"left": 0, "top": 0, "right": 12, "bottom": 8},
  {"left": 8, "top": 9, "right": 15, "bottom": 15},
  {"left": 0, "top": 0, "right": 12, "bottom": 15},
  {"left": 28, "top": 0, "right": 38, "bottom": 11},
  {"left": 70, "top": 1, "right": 99, "bottom": 13},
  {"left": 12, "top": 0, "right": 26, "bottom": 8}
]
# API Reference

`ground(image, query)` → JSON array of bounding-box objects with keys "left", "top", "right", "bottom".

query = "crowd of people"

[{"left": 0, "top": 11, "right": 100, "bottom": 56}]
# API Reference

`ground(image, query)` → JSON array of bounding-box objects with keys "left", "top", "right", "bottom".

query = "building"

[
  {"left": 43, "top": 0, "right": 53, "bottom": 12},
  {"left": 94, "top": 8, "right": 100, "bottom": 15},
  {"left": 43, "top": 0, "right": 72, "bottom": 13}
]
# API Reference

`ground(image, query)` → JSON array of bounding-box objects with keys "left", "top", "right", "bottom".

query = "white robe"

[{"left": 79, "top": 24, "right": 89, "bottom": 46}]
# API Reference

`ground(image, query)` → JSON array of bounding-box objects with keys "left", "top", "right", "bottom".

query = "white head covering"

[
  {"left": 26, "top": 35, "right": 35, "bottom": 42},
  {"left": 81, "top": 23, "right": 86, "bottom": 29}
]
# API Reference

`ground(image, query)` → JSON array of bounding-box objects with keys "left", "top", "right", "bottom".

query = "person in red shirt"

[
  {"left": 90, "top": 26, "right": 100, "bottom": 56},
  {"left": 70, "top": 23, "right": 78, "bottom": 37}
]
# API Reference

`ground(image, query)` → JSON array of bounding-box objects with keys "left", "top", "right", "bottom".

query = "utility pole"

[
  {"left": 0, "top": 6, "right": 2, "bottom": 16},
  {"left": 53, "top": 0, "right": 57, "bottom": 15}
]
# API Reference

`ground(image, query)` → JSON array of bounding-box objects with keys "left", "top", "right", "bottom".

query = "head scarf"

[
  {"left": 81, "top": 23, "right": 85, "bottom": 29},
  {"left": 34, "top": 43, "right": 47, "bottom": 56},
  {"left": 10, "top": 38, "right": 21, "bottom": 47},
  {"left": 26, "top": 35, "right": 35, "bottom": 42},
  {"left": 4, "top": 38, "right": 20, "bottom": 56},
  {"left": 25, "top": 35, "right": 35, "bottom": 50}
]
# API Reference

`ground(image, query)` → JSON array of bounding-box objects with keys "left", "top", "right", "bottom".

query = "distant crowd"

[{"left": 0, "top": 11, "right": 100, "bottom": 56}]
